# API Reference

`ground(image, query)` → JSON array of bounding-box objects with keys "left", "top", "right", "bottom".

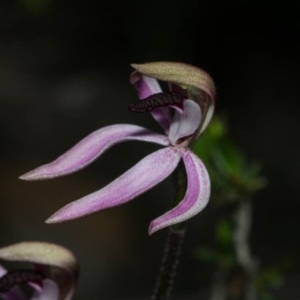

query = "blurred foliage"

[
  {"left": 196, "top": 219, "right": 236, "bottom": 269},
  {"left": 196, "top": 220, "right": 292, "bottom": 299},
  {"left": 256, "top": 259, "right": 293, "bottom": 300},
  {"left": 193, "top": 118, "right": 292, "bottom": 299},
  {"left": 193, "top": 116, "right": 267, "bottom": 205}
]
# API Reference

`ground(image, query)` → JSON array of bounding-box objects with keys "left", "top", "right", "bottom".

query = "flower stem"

[
  {"left": 151, "top": 162, "right": 187, "bottom": 300},
  {"left": 151, "top": 227, "right": 186, "bottom": 300}
]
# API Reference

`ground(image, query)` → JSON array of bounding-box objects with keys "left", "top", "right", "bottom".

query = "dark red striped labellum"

[
  {"left": 0, "top": 269, "right": 45, "bottom": 293},
  {"left": 129, "top": 92, "right": 185, "bottom": 113}
]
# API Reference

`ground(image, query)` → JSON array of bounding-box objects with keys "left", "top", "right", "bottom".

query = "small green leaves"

[
  {"left": 193, "top": 116, "right": 267, "bottom": 204},
  {"left": 256, "top": 259, "right": 293, "bottom": 300}
]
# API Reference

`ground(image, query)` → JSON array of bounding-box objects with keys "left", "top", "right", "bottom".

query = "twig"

[
  {"left": 210, "top": 269, "right": 227, "bottom": 300},
  {"left": 233, "top": 198, "right": 258, "bottom": 300}
]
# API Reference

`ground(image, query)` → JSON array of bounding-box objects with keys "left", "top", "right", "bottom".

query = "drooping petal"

[
  {"left": 31, "top": 279, "right": 59, "bottom": 300},
  {"left": 168, "top": 99, "right": 202, "bottom": 147},
  {"left": 0, "top": 242, "right": 78, "bottom": 300},
  {"left": 20, "top": 124, "right": 169, "bottom": 180},
  {"left": 130, "top": 72, "right": 172, "bottom": 132},
  {"left": 0, "top": 265, "right": 26, "bottom": 300},
  {"left": 46, "top": 147, "right": 181, "bottom": 224},
  {"left": 149, "top": 149, "right": 210, "bottom": 234}
]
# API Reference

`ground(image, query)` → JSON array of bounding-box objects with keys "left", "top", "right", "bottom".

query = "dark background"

[{"left": 0, "top": 0, "right": 299, "bottom": 299}]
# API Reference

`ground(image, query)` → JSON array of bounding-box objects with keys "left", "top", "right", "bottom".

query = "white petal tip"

[
  {"left": 148, "top": 223, "right": 161, "bottom": 235},
  {"left": 19, "top": 172, "right": 34, "bottom": 180},
  {"left": 19, "top": 170, "right": 48, "bottom": 181},
  {"left": 45, "top": 219, "right": 54, "bottom": 224},
  {"left": 45, "top": 215, "right": 60, "bottom": 224}
]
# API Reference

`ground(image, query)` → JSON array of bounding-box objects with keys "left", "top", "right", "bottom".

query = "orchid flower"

[
  {"left": 0, "top": 242, "right": 78, "bottom": 300},
  {"left": 20, "top": 62, "right": 216, "bottom": 234}
]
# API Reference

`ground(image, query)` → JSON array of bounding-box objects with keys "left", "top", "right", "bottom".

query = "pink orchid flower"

[
  {"left": 0, "top": 242, "right": 78, "bottom": 300},
  {"left": 20, "top": 62, "right": 216, "bottom": 234}
]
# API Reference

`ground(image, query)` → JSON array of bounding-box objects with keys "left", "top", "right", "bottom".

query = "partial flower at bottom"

[
  {"left": 0, "top": 242, "right": 78, "bottom": 300},
  {"left": 20, "top": 62, "right": 216, "bottom": 235}
]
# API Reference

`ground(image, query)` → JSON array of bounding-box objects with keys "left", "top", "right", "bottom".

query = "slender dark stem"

[
  {"left": 151, "top": 227, "right": 186, "bottom": 300},
  {"left": 151, "top": 162, "right": 187, "bottom": 300}
]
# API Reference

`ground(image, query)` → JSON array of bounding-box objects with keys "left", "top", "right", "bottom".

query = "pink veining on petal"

[
  {"left": 168, "top": 99, "right": 202, "bottom": 146},
  {"left": 46, "top": 147, "right": 182, "bottom": 224},
  {"left": 20, "top": 124, "right": 169, "bottom": 180},
  {"left": 130, "top": 73, "right": 171, "bottom": 133},
  {"left": 151, "top": 107, "right": 172, "bottom": 134},
  {"left": 149, "top": 149, "right": 210, "bottom": 234}
]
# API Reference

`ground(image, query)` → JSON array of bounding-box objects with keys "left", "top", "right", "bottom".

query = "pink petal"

[
  {"left": 20, "top": 124, "right": 169, "bottom": 180},
  {"left": 149, "top": 149, "right": 210, "bottom": 234},
  {"left": 168, "top": 99, "right": 202, "bottom": 146},
  {"left": 150, "top": 108, "right": 172, "bottom": 134},
  {"left": 31, "top": 279, "right": 59, "bottom": 300},
  {"left": 46, "top": 147, "right": 181, "bottom": 224},
  {"left": 130, "top": 72, "right": 171, "bottom": 133}
]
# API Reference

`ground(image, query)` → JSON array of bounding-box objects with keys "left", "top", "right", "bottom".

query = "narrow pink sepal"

[
  {"left": 149, "top": 149, "right": 210, "bottom": 234},
  {"left": 130, "top": 72, "right": 172, "bottom": 133},
  {"left": 46, "top": 147, "right": 181, "bottom": 223},
  {"left": 19, "top": 124, "right": 169, "bottom": 180}
]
